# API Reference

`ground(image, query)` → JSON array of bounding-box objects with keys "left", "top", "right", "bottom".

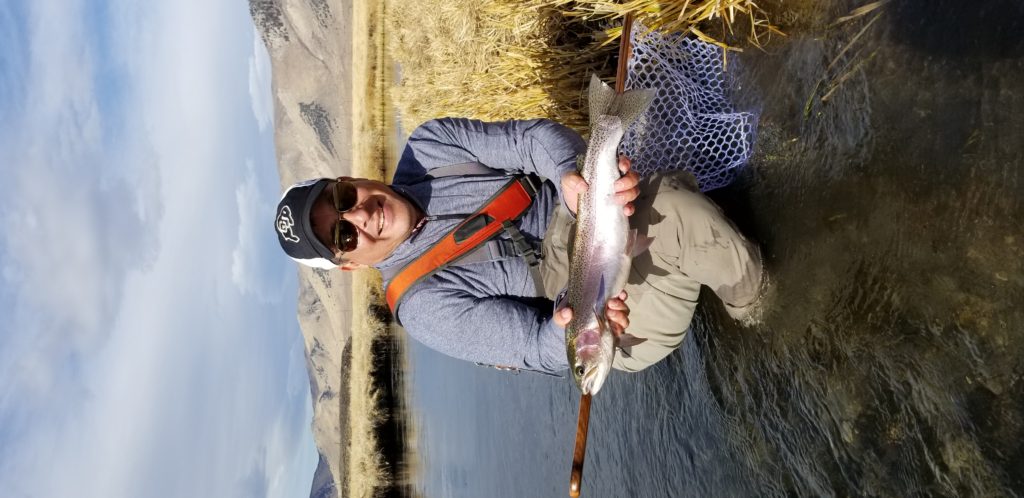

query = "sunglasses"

[{"left": 329, "top": 180, "right": 359, "bottom": 256}]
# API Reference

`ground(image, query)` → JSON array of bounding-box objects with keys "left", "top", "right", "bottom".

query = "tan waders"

[{"left": 539, "top": 171, "right": 764, "bottom": 372}]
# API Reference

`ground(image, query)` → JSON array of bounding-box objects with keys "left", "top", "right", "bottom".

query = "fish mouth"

[
  {"left": 574, "top": 335, "right": 608, "bottom": 394},
  {"left": 580, "top": 367, "right": 607, "bottom": 395}
]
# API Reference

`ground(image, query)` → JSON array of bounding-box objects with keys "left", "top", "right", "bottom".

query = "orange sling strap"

[{"left": 385, "top": 176, "right": 538, "bottom": 313}]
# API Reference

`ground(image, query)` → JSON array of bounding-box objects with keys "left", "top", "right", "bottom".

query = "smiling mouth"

[{"left": 377, "top": 201, "right": 385, "bottom": 235}]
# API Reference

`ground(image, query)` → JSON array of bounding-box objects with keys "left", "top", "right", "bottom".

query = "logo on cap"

[{"left": 276, "top": 206, "right": 300, "bottom": 243}]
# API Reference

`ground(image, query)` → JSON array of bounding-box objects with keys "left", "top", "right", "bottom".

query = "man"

[{"left": 275, "top": 117, "right": 764, "bottom": 374}]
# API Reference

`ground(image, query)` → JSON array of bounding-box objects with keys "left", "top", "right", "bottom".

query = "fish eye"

[{"left": 575, "top": 366, "right": 585, "bottom": 377}]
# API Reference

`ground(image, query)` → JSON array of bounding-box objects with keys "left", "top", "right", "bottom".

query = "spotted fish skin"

[{"left": 566, "top": 76, "right": 655, "bottom": 395}]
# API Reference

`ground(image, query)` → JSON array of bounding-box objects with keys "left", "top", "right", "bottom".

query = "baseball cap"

[{"left": 275, "top": 178, "right": 339, "bottom": 269}]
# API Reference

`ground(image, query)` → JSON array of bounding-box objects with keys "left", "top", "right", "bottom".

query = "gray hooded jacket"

[{"left": 375, "top": 118, "right": 586, "bottom": 373}]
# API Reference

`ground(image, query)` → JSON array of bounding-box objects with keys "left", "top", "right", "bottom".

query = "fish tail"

[{"left": 587, "top": 74, "right": 656, "bottom": 133}]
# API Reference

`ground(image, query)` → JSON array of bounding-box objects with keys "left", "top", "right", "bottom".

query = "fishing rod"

[{"left": 569, "top": 12, "right": 634, "bottom": 498}]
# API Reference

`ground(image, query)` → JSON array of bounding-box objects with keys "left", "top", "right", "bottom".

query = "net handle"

[{"left": 615, "top": 14, "right": 634, "bottom": 93}]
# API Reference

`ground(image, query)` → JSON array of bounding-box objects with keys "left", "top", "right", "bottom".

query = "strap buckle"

[
  {"left": 502, "top": 220, "right": 540, "bottom": 267},
  {"left": 517, "top": 174, "right": 541, "bottom": 198}
]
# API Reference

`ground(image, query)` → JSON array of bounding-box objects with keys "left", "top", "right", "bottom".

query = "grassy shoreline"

[{"left": 346, "top": 0, "right": 397, "bottom": 496}]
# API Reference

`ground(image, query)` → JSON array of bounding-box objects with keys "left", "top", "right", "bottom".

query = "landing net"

[{"left": 621, "top": 22, "right": 758, "bottom": 191}]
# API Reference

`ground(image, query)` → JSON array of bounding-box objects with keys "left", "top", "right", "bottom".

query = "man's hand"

[
  {"left": 561, "top": 155, "right": 640, "bottom": 216},
  {"left": 553, "top": 290, "right": 631, "bottom": 338}
]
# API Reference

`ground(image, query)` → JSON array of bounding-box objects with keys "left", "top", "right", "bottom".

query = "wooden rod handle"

[{"left": 569, "top": 393, "right": 592, "bottom": 497}]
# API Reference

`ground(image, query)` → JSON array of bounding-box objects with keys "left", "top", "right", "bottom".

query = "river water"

[{"left": 397, "top": 1, "right": 1024, "bottom": 496}]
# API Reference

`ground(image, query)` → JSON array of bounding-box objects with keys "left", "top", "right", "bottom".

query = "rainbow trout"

[{"left": 566, "top": 76, "right": 655, "bottom": 395}]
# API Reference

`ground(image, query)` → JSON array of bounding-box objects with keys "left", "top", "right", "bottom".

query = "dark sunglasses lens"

[
  {"left": 333, "top": 220, "right": 359, "bottom": 253},
  {"left": 333, "top": 181, "right": 357, "bottom": 212}
]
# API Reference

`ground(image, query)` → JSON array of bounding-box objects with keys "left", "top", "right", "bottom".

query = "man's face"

[{"left": 309, "top": 178, "right": 421, "bottom": 268}]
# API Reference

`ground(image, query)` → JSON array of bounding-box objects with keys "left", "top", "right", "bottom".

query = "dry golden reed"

[
  {"left": 387, "top": 0, "right": 612, "bottom": 132},
  {"left": 387, "top": 0, "right": 779, "bottom": 131},
  {"left": 559, "top": 0, "right": 783, "bottom": 50},
  {"left": 347, "top": 272, "right": 392, "bottom": 497}
]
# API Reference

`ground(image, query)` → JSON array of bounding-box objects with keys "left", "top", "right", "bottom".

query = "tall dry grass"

[
  {"left": 387, "top": 0, "right": 612, "bottom": 132},
  {"left": 387, "top": 0, "right": 780, "bottom": 132},
  {"left": 558, "top": 0, "right": 783, "bottom": 50},
  {"left": 347, "top": 272, "right": 392, "bottom": 496}
]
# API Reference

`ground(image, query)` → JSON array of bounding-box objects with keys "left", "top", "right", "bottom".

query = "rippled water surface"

[{"left": 400, "top": 1, "right": 1024, "bottom": 496}]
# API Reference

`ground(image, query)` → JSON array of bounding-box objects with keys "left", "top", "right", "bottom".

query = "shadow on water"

[
  {"left": 890, "top": 0, "right": 1024, "bottom": 58},
  {"left": 399, "top": 0, "right": 1023, "bottom": 496},
  {"left": 701, "top": 0, "right": 1024, "bottom": 494}
]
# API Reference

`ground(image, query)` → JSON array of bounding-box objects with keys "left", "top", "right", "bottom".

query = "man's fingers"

[
  {"left": 606, "top": 308, "right": 628, "bottom": 321},
  {"left": 615, "top": 188, "right": 640, "bottom": 205},
  {"left": 606, "top": 309, "right": 630, "bottom": 331},
  {"left": 606, "top": 297, "right": 627, "bottom": 310},
  {"left": 614, "top": 171, "right": 640, "bottom": 191},
  {"left": 614, "top": 168, "right": 640, "bottom": 211},
  {"left": 554, "top": 307, "right": 573, "bottom": 327},
  {"left": 564, "top": 174, "right": 589, "bottom": 192},
  {"left": 618, "top": 154, "right": 631, "bottom": 174},
  {"left": 561, "top": 172, "right": 590, "bottom": 216},
  {"left": 605, "top": 296, "right": 631, "bottom": 333}
]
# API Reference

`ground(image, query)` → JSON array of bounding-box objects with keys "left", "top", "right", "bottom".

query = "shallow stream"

[{"left": 399, "top": 1, "right": 1024, "bottom": 496}]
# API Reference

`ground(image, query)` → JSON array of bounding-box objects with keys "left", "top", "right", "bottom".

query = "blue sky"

[{"left": 0, "top": 1, "right": 318, "bottom": 497}]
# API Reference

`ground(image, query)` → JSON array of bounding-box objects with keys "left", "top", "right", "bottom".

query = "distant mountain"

[
  {"left": 308, "top": 454, "right": 339, "bottom": 498},
  {"left": 249, "top": 0, "right": 356, "bottom": 496}
]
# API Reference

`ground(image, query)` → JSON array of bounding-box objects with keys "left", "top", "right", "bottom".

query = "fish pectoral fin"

[
  {"left": 633, "top": 235, "right": 655, "bottom": 256},
  {"left": 618, "top": 333, "right": 647, "bottom": 348},
  {"left": 594, "top": 304, "right": 607, "bottom": 328},
  {"left": 617, "top": 333, "right": 647, "bottom": 358},
  {"left": 626, "top": 229, "right": 655, "bottom": 257}
]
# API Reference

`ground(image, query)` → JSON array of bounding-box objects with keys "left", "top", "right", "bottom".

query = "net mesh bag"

[{"left": 621, "top": 22, "right": 758, "bottom": 191}]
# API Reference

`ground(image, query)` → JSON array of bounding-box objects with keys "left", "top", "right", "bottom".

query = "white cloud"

[
  {"left": 0, "top": 0, "right": 162, "bottom": 416},
  {"left": 0, "top": 0, "right": 314, "bottom": 497},
  {"left": 249, "top": 31, "right": 275, "bottom": 132},
  {"left": 232, "top": 160, "right": 291, "bottom": 303}
]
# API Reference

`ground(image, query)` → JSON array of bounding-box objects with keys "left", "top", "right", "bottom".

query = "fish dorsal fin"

[{"left": 587, "top": 74, "right": 656, "bottom": 134}]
